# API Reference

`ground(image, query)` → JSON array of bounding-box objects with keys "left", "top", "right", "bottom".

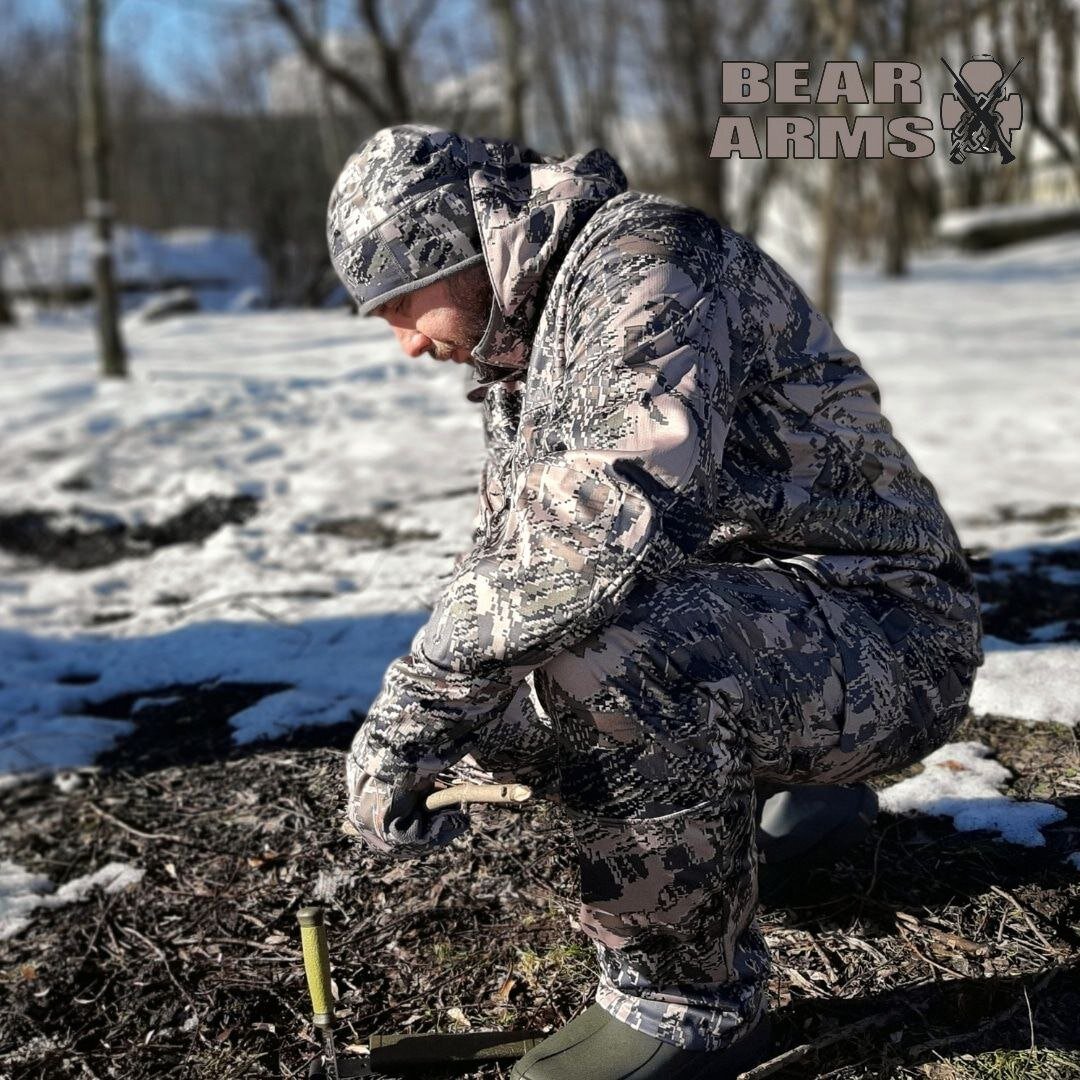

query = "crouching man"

[{"left": 327, "top": 125, "right": 983, "bottom": 1079}]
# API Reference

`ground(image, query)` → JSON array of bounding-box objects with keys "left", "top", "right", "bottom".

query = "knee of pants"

[
  {"left": 539, "top": 621, "right": 656, "bottom": 726},
  {"left": 535, "top": 619, "right": 750, "bottom": 821},
  {"left": 570, "top": 797, "right": 759, "bottom": 984}
]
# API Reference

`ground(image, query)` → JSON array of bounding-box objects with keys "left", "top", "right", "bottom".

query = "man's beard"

[
  {"left": 446, "top": 266, "right": 495, "bottom": 358},
  {"left": 430, "top": 340, "right": 457, "bottom": 361}
]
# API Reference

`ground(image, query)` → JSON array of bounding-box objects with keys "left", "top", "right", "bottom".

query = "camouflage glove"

[{"left": 345, "top": 753, "right": 470, "bottom": 860}]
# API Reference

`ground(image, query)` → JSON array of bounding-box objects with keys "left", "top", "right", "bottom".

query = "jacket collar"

[{"left": 463, "top": 147, "right": 627, "bottom": 402}]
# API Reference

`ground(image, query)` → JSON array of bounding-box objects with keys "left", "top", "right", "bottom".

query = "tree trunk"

[
  {"left": 360, "top": 0, "right": 413, "bottom": 121},
  {"left": 309, "top": 0, "right": 345, "bottom": 176},
  {"left": 488, "top": 0, "right": 526, "bottom": 141},
  {"left": 268, "top": 0, "right": 394, "bottom": 124},
  {"left": 0, "top": 243, "right": 13, "bottom": 325},
  {"left": 815, "top": 0, "right": 857, "bottom": 322},
  {"left": 882, "top": 0, "right": 916, "bottom": 277},
  {"left": 80, "top": 0, "right": 126, "bottom": 377}
]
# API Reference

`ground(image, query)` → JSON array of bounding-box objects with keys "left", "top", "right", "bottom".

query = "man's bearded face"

[{"left": 372, "top": 266, "right": 493, "bottom": 366}]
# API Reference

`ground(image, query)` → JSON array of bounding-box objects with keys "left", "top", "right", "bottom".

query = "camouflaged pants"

[{"left": 447, "top": 562, "right": 978, "bottom": 1052}]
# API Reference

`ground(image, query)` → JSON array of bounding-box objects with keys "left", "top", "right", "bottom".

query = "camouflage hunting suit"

[{"left": 328, "top": 125, "right": 984, "bottom": 1051}]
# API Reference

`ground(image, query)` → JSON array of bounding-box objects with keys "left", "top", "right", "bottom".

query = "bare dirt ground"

[{"left": 2, "top": 551, "right": 1078, "bottom": 1080}]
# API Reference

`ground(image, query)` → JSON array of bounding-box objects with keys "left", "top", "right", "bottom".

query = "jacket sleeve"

[{"left": 350, "top": 245, "right": 737, "bottom": 789}]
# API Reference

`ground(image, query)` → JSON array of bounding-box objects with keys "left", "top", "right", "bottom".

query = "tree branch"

[{"left": 267, "top": 0, "right": 392, "bottom": 124}]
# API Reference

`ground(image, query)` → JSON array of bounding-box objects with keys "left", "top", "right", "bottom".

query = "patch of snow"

[
  {"left": 984, "top": 538, "right": 1080, "bottom": 575},
  {"left": 0, "top": 307, "right": 480, "bottom": 781},
  {"left": 878, "top": 741, "right": 1065, "bottom": 847},
  {"left": 1027, "top": 620, "right": 1074, "bottom": 643},
  {"left": 52, "top": 769, "right": 85, "bottom": 794},
  {"left": 1046, "top": 566, "right": 1080, "bottom": 587},
  {"left": 0, "top": 772, "right": 40, "bottom": 793},
  {"left": 0, "top": 860, "right": 144, "bottom": 940},
  {"left": 937, "top": 200, "right": 1080, "bottom": 239},
  {"left": 837, "top": 233, "right": 1080, "bottom": 560},
  {"left": 129, "top": 288, "right": 200, "bottom": 324},
  {"left": 0, "top": 713, "right": 135, "bottom": 777},
  {"left": 54, "top": 862, "right": 145, "bottom": 903},
  {"left": 4, "top": 225, "right": 266, "bottom": 301},
  {"left": 229, "top": 287, "right": 265, "bottom": 312},
  {"left": 970, "top": 636, "right": 1080, "bottom": 727},
  {"left": 0, "top": 862, "right": 53, "bottom": 940},
  {"left": 131, "top": 694, "right": 184, "bottom": 714},
  {"left": 0, "top": 612, "right": 428, "bottom": 775}
]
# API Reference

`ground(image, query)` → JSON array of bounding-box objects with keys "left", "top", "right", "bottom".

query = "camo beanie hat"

[{"left": 327, "top": 125, "right": 489, "bottom": 317}]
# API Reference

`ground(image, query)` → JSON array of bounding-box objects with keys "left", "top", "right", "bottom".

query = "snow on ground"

[
  {"left": 836, "top": 232, "right": 1079, "bottom": 554},
  {"left": 878, "top": 741, "right": 1066, "bottom": 847},
  {"left": 0, "top": 860, "right": 144, "bottom": 940},
  {"left": 0, "top": 232, "right": 1077, "bottom": 853},
  {"left": 835, "top": 233, "right": 1080, "bottom": 740},
  {"left": 4, "top": 225, "right": 266, "bottom": 310},
  {"left": 969, "top": 636, "right": 1080, "bottom": 727},
  {"left": 0, "top": 308, "right": 483, "bottom": 774}
]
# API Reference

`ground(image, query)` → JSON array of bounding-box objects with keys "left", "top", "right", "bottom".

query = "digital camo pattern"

[
  {"left": 327, "top": 126, "right": 485, "bottom": 317},
  {"left": 326, "top": 123, "right": 626, "bottom": 370},
  {"left": 334, "top": 126, "right": 985, "bottom": 1050},
  {"left": 467, "top": 564, "right": 978, "bottom": 1050}
]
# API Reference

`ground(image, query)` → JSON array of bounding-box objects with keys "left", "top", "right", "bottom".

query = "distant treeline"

[{"left": 2, "top": 0, "right": 1079, "bottom": 317}]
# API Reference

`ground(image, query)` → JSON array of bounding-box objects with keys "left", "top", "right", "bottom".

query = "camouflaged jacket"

[{"left": 332, "top": 126, "right": 984, "bottom": 793}]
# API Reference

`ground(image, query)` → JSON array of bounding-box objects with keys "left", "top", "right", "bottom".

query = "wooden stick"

[
  {"left": 340, "top": 783, "right": 533, "bottom": 837},
  {"left": 737, "top": 1010, "right": 905, "bottom": 1079},
  {"left": 87, "top": 801, "right": 187, "bottom": 844},
  {"left": 424, "top": 782, "right": 532, "bottom": 812}
]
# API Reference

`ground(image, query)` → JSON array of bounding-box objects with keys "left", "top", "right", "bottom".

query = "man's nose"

[{"left": 392, "top": 325, "right": 432, "bottom": 358}]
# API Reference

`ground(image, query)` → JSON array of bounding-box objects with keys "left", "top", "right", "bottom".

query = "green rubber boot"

[{"left": 509, "top": 1004, "right": 771, "bottom": 1080}]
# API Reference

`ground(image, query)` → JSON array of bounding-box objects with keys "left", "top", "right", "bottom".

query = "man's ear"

[{"left": 371, "top": 296, "right": 400, "bottom": 319}]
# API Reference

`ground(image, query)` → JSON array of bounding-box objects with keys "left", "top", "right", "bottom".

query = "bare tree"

[
  {"left": 488, "top": 0, "right": 526, "bottom": 141},
  {"left": 266, "top": 0, "right": 439, "bottom": 126},
  {"left": 80, "top": 0, "right": 126, "bottom": 376},
  {"left": 529, "top": 0, "right": 575, "bottom": 152},
  {"left": 814, "top": 0, "right": 859, "bottom": 321},
  {"left": 731, "top": 1, "right": 816, "bottom": 241},
  {"left": 1005, "top": 0, "right": 1080, "bottom": 192},
  {"left": 308, "top": 0, "right": 346, "bottom": 175},
  {"left": 0, "top": 251, "right": 13, "bottom": 326},
  {"left": 625, "top": 0, "right": 730, "bottom": 222},
  {"left": 184, "top": 22, "right": 340, "bottom": 306},
  {"left": 0, "top": 4, "right": 15, "bottom": 325},
  {"left": 527, "top": 0, "right": 624, "bottom": 154},
  {"left": 876, "top": 0, "right": 920, "bottom": 276}
]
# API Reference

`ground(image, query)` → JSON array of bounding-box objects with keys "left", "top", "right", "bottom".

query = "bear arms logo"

[{"left": 940, "top": 55, "right": 1023, "bottom": 164}]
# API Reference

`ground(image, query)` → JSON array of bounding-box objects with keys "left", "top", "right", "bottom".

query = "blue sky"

[
  {"left": 14, "top": 0, "right": 477, "bottom": 103},
  {"left": 16, "top": 0, "right": 234, "bottom": 96}
]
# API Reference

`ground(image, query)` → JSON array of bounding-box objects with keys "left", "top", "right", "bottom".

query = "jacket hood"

[{"left": 327, "top": 124, "right": 628, "bottom": 401}]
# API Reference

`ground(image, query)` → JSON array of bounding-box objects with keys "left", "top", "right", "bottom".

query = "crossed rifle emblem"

[{"left": 940, "top": 56, "right": 1023, "bottom": 165}]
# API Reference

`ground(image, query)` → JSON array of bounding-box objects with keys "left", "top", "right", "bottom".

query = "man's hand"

[{"left": 344, "top": 754, "right": 470, "bottom": 860}]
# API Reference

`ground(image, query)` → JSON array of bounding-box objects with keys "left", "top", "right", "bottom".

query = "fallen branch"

[
  {"left": 736, "top": 1009, "right": 906, "bottom": 1079},
  {"left": 738, "top": 969, "right": 1060, "bottom": 1079},
  {"left": 904, "top": 969, "right": 1056, "bottom": 1058},
  {"left": 990, "top": 884, "right": 1057, "bottom": 954},
  {"left": 87, "top": 801, "right": 188, "bottom": 844}
]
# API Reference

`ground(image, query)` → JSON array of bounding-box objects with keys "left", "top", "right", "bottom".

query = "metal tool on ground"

[
  {"left": 298, "top": 905, "right": 342, "bottom": 1078},
  {"left": 303, "top": 782, "right": 545, "bottom": 1077}
]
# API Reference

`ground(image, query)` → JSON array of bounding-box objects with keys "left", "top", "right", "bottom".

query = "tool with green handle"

[{"left": 300, "top": 782, "right": 546, "bottom": 1078}]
